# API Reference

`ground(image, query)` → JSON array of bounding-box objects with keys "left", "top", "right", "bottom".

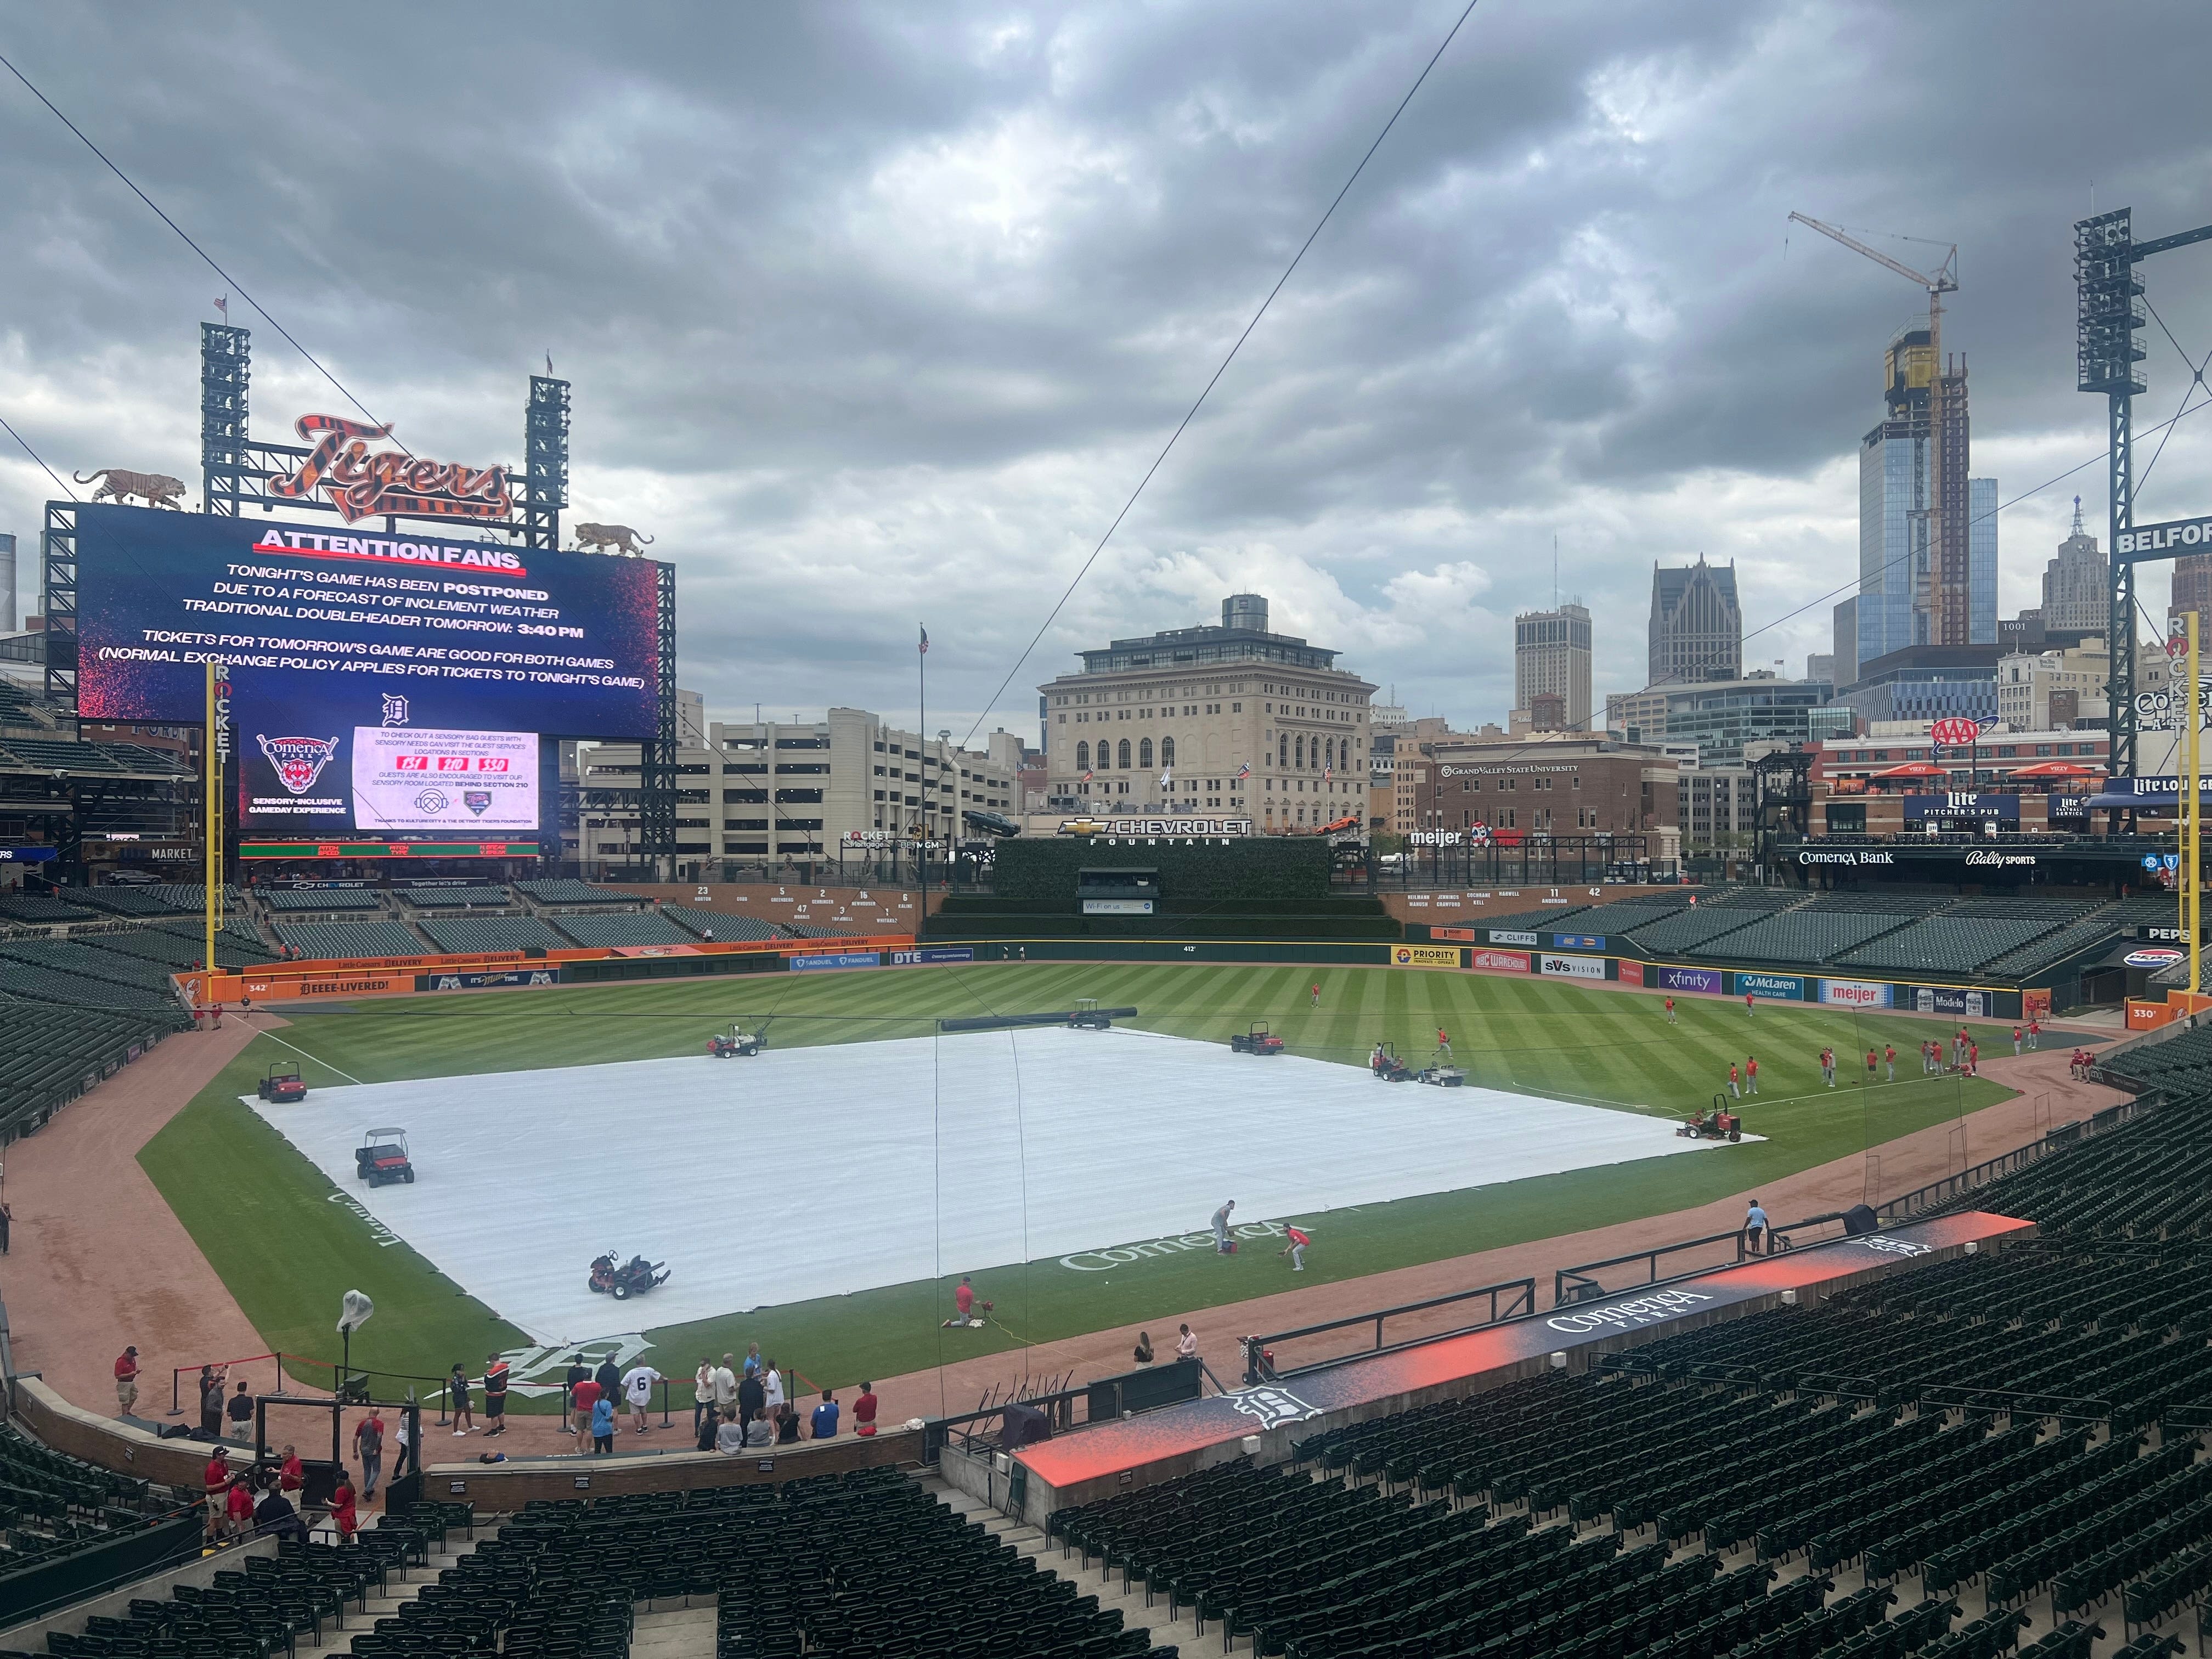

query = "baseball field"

[{"left": 138, "top": 961, "right": 2019, "bottom": 1405}]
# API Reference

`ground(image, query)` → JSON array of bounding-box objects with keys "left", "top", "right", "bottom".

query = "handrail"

[
  {"left": 1876, "top": 1090, "right": 2166, "bottom": 1223},
  {"left": 1241, "top": 1277, "right": 1536, "bottom": 1385},
  {"left": 1551, "top": 1219, "right": 1829, "bottom": 1309}
]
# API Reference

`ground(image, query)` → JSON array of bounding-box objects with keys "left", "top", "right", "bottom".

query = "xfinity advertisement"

[{"left": 236, "top": 674, "right": 541, "bottom": 833}]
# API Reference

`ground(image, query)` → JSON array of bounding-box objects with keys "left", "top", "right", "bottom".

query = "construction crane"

[{"left": 1790, "top": 211, "right": 1971, "bottom": 646}]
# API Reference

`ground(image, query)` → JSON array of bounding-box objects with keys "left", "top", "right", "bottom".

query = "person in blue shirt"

[
  {"left": 590, "top": 1395, "right": 616, "bottom": 1454},
  {"left": 743, "top": 1344, "right": 761, "bottom": 1379},
  {"left": 811, "top": 1390, "right": 839, "bottom": 1440},
  {"left": 1744, "top": 1200, "right": 1770, "bottom": 1256}
]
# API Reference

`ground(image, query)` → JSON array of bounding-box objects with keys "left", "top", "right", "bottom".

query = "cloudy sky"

[{"left": 4, "top": 1, "right": 2211, "bottom": 744}]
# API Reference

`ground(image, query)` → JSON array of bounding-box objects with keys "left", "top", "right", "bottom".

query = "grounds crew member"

[{"left": 1211, "top": 1199, "right": 1237, "bottom": 1252}]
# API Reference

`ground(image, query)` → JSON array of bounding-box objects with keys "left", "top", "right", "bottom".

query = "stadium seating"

[
  {"left": 0, "top": 957, "right": 183, "bottom": 1016},
  {"left": 1984, "top": 913, "right": 2135, "bottom": 981},
  {"left": 275, "top": 919, "right": 433, "bottom": 960},
  {"left": 99, "top": 1468, "right": 1159, "bottom": 1659},
  {"left": 416, "top": 915, "right": 569, "bottom": 954},
  {"left": 66, "top": 886, "right": 189, "bottom": 918},
  {"left": 660, "top": 903, "right": 779, "bottom": 942},
  {"left": 258, "top": 887, "right": 385, "bottom": 913},
  {"left": 1474, "top": 904, "right": 1594, "bottom": 935},
  {"left": 549, "top": 912, "right": 699, "bottom": 948},
  {"left": 1796, "top": 891, "right": 1957, "bottom": 915},
  {"left": 1689, "top": 909, "right": 1915, "bottom": 964},
  {"left": 1832, "top": 916, "right": 2063, "bottom": 974},
  {"left": 0, "top": 938, "right": 189, "bottom": 995},
  {"left": 397, "top": 885, "right": 511, "bottom": 909},
  {"left": 515, "top": 878, "right": 632, "bottom": 905},
  {"left": 146, "top": 884, "right": 243, "bottom": 913},
  {"left": 1621, "top": 906, "right": 1769, "bottom": 956},
  {"left": 0, "top": 893, "right": 94, "bottom": 925},
  {"left": 0, "top": 995, "right": 179, "bottom": 1138},
  {"left": 82, "top": 918, "right": 279, "bottom": 971},
  {"left": 1698, "top": 886, "right": 1810, "bottom": 910}
]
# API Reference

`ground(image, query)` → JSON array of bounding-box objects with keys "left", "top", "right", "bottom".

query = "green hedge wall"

[{"left": 991, "top": 835, "right": 1334, "bottom": 901}]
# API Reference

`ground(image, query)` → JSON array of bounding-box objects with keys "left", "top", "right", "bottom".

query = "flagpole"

[{"left": 916, "top": 625, "right": 927, "bottom": 944}]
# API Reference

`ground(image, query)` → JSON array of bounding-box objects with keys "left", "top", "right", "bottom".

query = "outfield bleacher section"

[
  {"left": 398, "top": 884, "right": 511, "bottom": 909},
  {"left": 549, "top": 912, "right": 698, "bottom": 949},
  {"left": 258, "top": 887, "right": 384, "bottom": 913},
  {"left": 0, "top": 893, "right": 94, "bottom": 926},
  {"left": 416, "top": 915, "right": 569, "bottom": 954},
  {"left": 1686, "top": 909, "right": 1912, "bottom": 965},
  {"left": 145, "top": 884, "right": 241, "bottom": 913},
  {"left": 1833, "top": 916, "right": 2068, "bottom": 975},
  {"left": 1474, "top": 904, "right": 1593, "bottom": 935},
  {"left": 0, "top": 957, "right": 183, "bottom": 1016},
  {"left": 275, "top": 919, "right": 433, "bottom": 960},
  {"left": 515, "top": 878, "right": 631, "bottom": 906},
  {"left": 0, "top": 939, "right": 189, "bottom": 996},
  {"left": 81, "top": 918, "right": 279, "bottom": 970},
  {"left": 1620, "top": 906, "right": 1768, "bottom": 956},
  {"left": 66, "top": 886, "right": 190, "bottom": 918},
  {"left": 659, "top": 903, "right": 779, "bottom": 942}
]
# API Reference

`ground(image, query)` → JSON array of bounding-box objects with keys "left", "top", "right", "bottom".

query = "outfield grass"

[{"left": 139, "top": 962, "right": 2030, "bottom": 1401}]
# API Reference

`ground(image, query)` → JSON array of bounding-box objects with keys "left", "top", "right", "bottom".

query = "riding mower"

[
  {"left": 1230, "top": 1022, "right": 1285, "bottom": 1056},
  {"left": 1372, "top": 1043, "right": 1414, "bottom": 1082},
  {"left": 589, "top": 1251, "right": 671, "bottom": 1301},
  {"left": 1678, "top": 1101, "right": 1743, "bottom": 1142},
  {"left": 257, "top": 1062, "right": 307, "bottom": 1103}
]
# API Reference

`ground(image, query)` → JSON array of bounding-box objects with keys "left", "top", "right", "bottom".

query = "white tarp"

[{"left": 246, "top": 1026, "right": 1737, "bottom": 1345}]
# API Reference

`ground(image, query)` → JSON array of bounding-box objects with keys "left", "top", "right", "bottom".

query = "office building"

[
  {"left": 1604, "top": 687, "right": 1670, "bottom": 745},
  {"left": 1513, "top": 602, "right": 1592, "bottom": 732},
  {"left": 1856, "top": 324, "right": 1998, "bottom": 663},
  {"left": 2039, "top": 497, "right": 2107, "bottom": 634},
  {"left": 576, "top": 709, "right": 1022, "bottom": 876},
  {"left": 1415, "top": 730, "right": 1679, "bottom": 839},
  {"left": 1831, "top": 596, "right": 1858, "bottom": 689},
  {"left": 676, "top": 688, "right": 707, "bottom": 747},
  {"left": 1647, "top": 557, "right": 1741, "bottom": 687},
  {"left": 1664, "top": 674, "right": 1844, "bottom": 765},
  {"left": 1829, "top": 644, "right": 2001, "bottom": 728},
  {"left": 1038, "top": 592, "right": 1376, "bottom": 833},
  {"left": 0, "top": 533, "right": 14, "bottom": 633},
  {"left": 1681, "top": 766, "right": 1759, "bottom": 859},
  {"left": 1996, "top": 636, "right": 2110, "bottom": 732},
  {"left": 1806, "top": 653, "right": 1834, "bottom": 684},
  {"left": 2174, "top": 552, "right": 2212, "bottom": 629}
]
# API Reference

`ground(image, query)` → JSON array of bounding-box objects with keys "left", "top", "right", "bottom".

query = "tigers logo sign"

[{"left": 267, "top": 414, "right": 513, "bottom": 523}]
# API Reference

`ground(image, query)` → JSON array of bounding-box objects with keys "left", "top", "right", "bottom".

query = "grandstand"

[
  {"left": 0, "top": 893, "right": 94, "bottom": 926},
  {"left": 415, "top": 915, "right": 569, "bottom": 955},
  {"left": 1684, "top": 908, "right": 1914, "bottom": 965},
  {"left": 1833, "top": 916, "right": 2075, "bottom": 975},
  {"left": 548, "top": 911, "right": 699, "bottom": 948},
  {"left": 661, "top": 902, "right": 779, "bottom": 942},
  {"left": 65, "top": 887, "right": 190, "bottom": 919},
  {"left": 275, "top": 919, "right": 435, "bottom": 960},
  {"left": 396, "top": 884, "right": 511, "bottom": 909},
  {"left": 83, "top": 917, "right": 279, "bottom": 970},
  {"left": 0, "top": 938, "right": 190, "bottom": 995},
  {"left": 514, "top": 878, "right": 631, "bottom": 906},
  {"left": 258, "top": 888, "right": 386, "bottom": 915},
  {"left": 0, "top": 995, "right": 179, "bottom": 1138},
  {"left": 1476, "top": 904, "right": 1594, "bottom": 935},
  {"left": 1617, "top": 905, "right": 1767, "bottom": 956}
]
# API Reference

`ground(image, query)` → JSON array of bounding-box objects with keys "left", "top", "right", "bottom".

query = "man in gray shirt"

[{"left": 1211, "top": 1200, "right": 1235, "bottom": 1253}]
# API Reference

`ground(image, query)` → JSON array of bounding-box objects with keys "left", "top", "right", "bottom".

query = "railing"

[
  {"left": 1240, "top": 1277, "right": 1536, "bottom": 1385},
  {"left": 922, "top": 1383, "right": 1095, "bottom": 1466},
  {"left": 1552, "top": 1212, "right": 1840, "bottom": 1308},
  {"left": 1875, "top": 1090, "right": 2166, "bottom": 1223}
]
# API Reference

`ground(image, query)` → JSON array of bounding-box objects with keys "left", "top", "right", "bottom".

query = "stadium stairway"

[
  {"left": 924, "top": 1474, "right": 1184, "bottom": 1654},
  {"left": 289, "top": 1515, "right": 487, "bottom": 1657}
]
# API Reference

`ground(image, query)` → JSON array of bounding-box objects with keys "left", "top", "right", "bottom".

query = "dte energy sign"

[{"left": 71, "top": 504, "right": 659, "bottom": 738}]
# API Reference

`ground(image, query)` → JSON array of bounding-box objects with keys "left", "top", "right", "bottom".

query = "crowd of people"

[{"left": 671, "top": 1347, "right": 880, "bottom": 1455}]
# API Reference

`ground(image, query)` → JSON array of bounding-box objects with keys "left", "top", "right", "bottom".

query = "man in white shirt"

[
  {"left": 763, "top": 1362, "right": 785, "bottom": 1414},
  {"left": 693, "top": 1359, "right": 715, "bottom": 1436},
  {"left": 1176, "top": 1324, "right": 1198, "bottom": 1362},
  {"left": 621, "top": 1364, "right": 662, "bottom": 1435},
  {"left": 712, "top": 1354, "right": 738, "bottom": 1417}
]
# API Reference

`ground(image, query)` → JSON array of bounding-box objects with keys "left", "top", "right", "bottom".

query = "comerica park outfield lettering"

[{"left": 1062, "top": 1220, "right": 1286, "bottom": 1271}]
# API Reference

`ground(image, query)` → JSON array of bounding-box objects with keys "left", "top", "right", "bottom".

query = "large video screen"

[
  {"left": 70, "top": 503, "right": 659, "bottom": 739},
  {"left": 235, "top": 674, "right": 542, "bottom": 833}
]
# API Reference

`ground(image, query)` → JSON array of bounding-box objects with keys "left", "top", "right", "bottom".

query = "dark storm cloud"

[{"left": 2, "top": 1, "right": 2209, "bottom": 730}]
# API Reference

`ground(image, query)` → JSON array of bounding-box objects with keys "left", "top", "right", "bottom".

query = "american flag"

[
  {"left": 213, "top": 296, "right": 228, "bottom": 319},
  {"left": 1324, "top": 763, "right": 1333, "bottom": 781},
  {"left": 918, "top": 626, "right": 929, "bottom": 656},
  {"left": 1235, "top": 761, "right": 1250, "bottom": 779},
  {"left": 1082, "top": 768, "right": 1093, "bottom": 784},
  {"left": 1159, "top": 767, "right": 1172, "bottom": 789}
]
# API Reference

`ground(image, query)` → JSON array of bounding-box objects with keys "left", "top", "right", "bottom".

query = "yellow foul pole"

[
  {"left": 2190, "top": 614, "right": 2203, "bottom": 1000},
  {"left": 204, "top": 661, "right": 222, "bottom": 977}
]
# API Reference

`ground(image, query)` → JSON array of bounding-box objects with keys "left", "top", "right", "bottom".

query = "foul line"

[{"left": 240, "top": 1018, "right": 365, "bottom": 1086}]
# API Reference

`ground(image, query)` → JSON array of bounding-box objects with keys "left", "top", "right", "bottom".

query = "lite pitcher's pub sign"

[{"left": 266, "top": 414, "right": 514, "bottom": 523}]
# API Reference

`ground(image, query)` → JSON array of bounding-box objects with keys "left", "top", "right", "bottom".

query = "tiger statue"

[
  {"left": 74, "top": 469, "right": 188, "bottom": 509},
  {"left": 571, "top": 522, "right": 655, "bottom": 555}
]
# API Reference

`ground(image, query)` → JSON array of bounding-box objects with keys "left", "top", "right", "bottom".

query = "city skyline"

[{"left": 2, "top": 4, "right": 2209, "bottom": 736}]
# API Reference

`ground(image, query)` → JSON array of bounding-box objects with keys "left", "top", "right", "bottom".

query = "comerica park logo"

[{"left": 257, "top": 733, "right": 341, "bottom": 795}]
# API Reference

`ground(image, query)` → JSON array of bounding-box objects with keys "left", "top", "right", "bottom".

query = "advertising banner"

[
  {"left": 1082, "top": 899, "right": 1154, "bottom": 915},
  {"left": 70, "top": 503, "right": 660, "bottom": 738},
  {"left": 1911, "top": 985, "right": 1988, "bottom": 1018},
  {"left": 1819, "top": 978, "right": 1894, "bottom": 1008},
  {"left": 1658, "top": 966, "right": 1724, "bottom": 994},
  {"left": 422, "top": 968, "right": 560, "bottom": 991},
  {"left": 352, "top": 726, "right": 538, "bottom": 832},
  {"left": 1487, "top": 929, "right": 1539, "bottom": 947},
  {"left": 1538, "top": 952, "right": 1606, "bottom": 980},
  {"left": 888, "top": 947, "right": 975, "bottom": 965},
  {"left": 1392, "top": 945, "right": 1464, "bottom": 969},
  {"left": 1553, "top": 933, "right": 1606, "bottom": 950},
  {"left": 1731, "top": 971, "right": 1805, "bottom": 1002},
  {"left": 1469, "top": 949, "right": 1532, "bottom": 973},
  {"left": 791, "top": 951, "right": 881, "bottom": 972},
  {"left": 1903, "top": 792, "right": 2020, "bottom": 825},
  {"left": 1617, "top": 959, "right": 1645, "bottom": 987}
]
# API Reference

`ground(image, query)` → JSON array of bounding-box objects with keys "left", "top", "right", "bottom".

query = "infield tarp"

[{"left": 246, "top": 1026, "right": 1743, "bottom": 1344}]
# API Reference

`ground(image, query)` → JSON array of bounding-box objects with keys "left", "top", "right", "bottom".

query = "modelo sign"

[
  {"left": 1820, "top": 978, "right": 1894, "bottom": 1008},
  {"left": 1539, "top": 952, "right": 1605, "bottom": 980},
  {"left": 1914, "top": 986, "right": 1989, "bottom": 1017}
]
